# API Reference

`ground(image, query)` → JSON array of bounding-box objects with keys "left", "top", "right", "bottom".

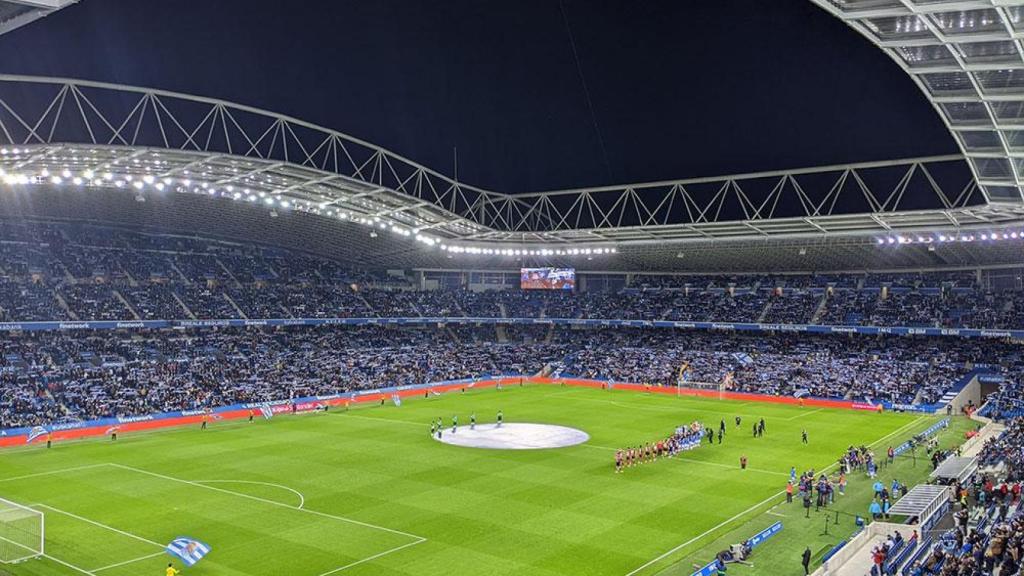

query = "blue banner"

[
  {"left": 0, "top": 316, "right": 1020, "bottom": 340},
  {"left": 748, "top": 521, "right": 783, "bottom": 548},
  {"left": 893, "top": 418, "right": 949, "bottom": 457},
  {"left": 691, "top": 560, "right": 721, "bottom": 576},
  {"left": 691, "top": 521, "right": 783, "bottom": 575}
]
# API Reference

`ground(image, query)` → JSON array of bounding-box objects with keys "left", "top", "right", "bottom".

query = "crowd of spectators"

[
  {"left": 0, "top": 220, "right": 1020, "bottom": 431},
  {"left": 1, "top": 325, "right": 1012, "bottom": 429},
  {"left": 0, "top": 220, "right": 1021, "bottom": 329},
  {"left": 905, "top": 419, "right": 1024, "bottom": 576}
]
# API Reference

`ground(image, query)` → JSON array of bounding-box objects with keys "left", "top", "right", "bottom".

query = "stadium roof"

[
  {"left": 0, "top": 0, "right": 77, "bottom": 36},
  {"left": 0, "top": 73, "right": 1022, "bottom": 271},
  {"left": 812, "top": 0, "right": 1024, "bottom": 205}
]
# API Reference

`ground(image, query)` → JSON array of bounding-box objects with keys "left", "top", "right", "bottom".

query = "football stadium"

[{"left": 0, "top": 1, "right": 1023, "bottom": 575}]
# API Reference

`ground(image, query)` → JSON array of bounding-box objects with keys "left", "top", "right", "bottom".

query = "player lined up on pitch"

[
  {"left": 430, "top": 410, "right": 503, "bottom": 439},
  {"left": 614, "top": 421, "right": 706, "bottom": 473}
]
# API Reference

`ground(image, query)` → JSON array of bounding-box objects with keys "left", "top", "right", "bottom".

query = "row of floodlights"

[
  {"left": 439, "top": 245, "right": 616, "bottom": 256},
  {"left": 0, "top": 167, "right": 618, "bottom": 258},
  {"left": 876, "top": 231, "right": 1023, "bottom": 245}
]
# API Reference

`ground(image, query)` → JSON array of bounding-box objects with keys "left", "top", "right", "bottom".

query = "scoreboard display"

[{"left": 520, "top": 268, "right": 575, "bottom": 290}]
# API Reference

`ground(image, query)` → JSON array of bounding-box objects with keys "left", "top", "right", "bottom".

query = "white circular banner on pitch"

[{"left": 434, "top": 423, "right": 589, "bottom": 450}]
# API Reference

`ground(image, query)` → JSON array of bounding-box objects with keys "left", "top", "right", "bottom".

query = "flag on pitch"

[
  {"left": 26, "top": 426, "right": 48, "bottom": 444},
  {"left": 391, "top": 393, "right": 402, "bottom": 407},
  {"left": 104, "top": 426, "right": 120, "bottom": 435},
  {"left": 430, "top": 389, "right": 441, "bottom": 397},
  {"left": 166, "top": 537, "right": 211, "bottom": 567},
  {"left": 259, "top": 405, "right": 274, "bottom": 420}
]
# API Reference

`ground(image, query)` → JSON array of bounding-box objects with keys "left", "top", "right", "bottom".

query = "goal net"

[
  {"left": 678, "top": 380, "right": 727, "bottom": 399},
  {"left": 0, "top": 499, "right": 43, "bottom": 563}
]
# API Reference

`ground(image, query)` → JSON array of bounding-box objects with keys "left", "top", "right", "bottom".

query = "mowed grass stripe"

[{"left": 0, "top": 385, "right": 922, "bottom": 576}]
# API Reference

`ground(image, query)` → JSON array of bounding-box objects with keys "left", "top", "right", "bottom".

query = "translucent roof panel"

[
  {"left": 958, "top": 130, "right": 1002, "bottom": 152},
  {"left": 941, "top": 102, "right": 991, "bottom": 126},
  {"left": 930, "top": 9, "right": 1005, "bottom": 36},
  {"left": 826, "top": 0, "right": 906, "bottom": 13},
  {"left": 811, "top": 0, "right": 1024, "bottom": 203},
  {"left": 1002, "top": 130, "right": 1024, "bottom": 150},
  {"left": 955, "top": 41, "right": 1021, "bottom": 66},
  {"left": 919, "top": 71, "right": 977, "bottom": 96},
  {"left": 896, "top": 45, "right": 957, "bottom": 68},
  {"left": 1004, "top": 6, "right": 1024, "bottom": 32},
  {"left": 972, "top": 156, "right": 1012, "bottom": 179},
  {"left": 863, "top": 15, "right": 933, "bottom": 41},
  {"left": 991, "top": 101, "right": 1024, "bottom": 123},
  {"left": 975, "top": 69, "right": 1024, "bottom": 95}
]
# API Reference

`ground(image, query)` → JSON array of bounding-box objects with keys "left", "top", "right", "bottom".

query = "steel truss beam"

[{"left": 0, "top": 74, "right": 1020, "bottom": 246}]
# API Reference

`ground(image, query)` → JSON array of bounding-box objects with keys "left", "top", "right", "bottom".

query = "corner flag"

[{"left": 166, "top": 537, "right": 211, "bottom": 567}]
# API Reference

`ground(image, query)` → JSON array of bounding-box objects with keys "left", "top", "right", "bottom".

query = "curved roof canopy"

[
  {"left": 0, "top": 0, "right": 77, "bottom": 36},
  {"left": 811, "top": 0, "right": 1024, "bottom": 205},
  {"left": 0, "top": 71, "right": 1021, "bottom": 265}
]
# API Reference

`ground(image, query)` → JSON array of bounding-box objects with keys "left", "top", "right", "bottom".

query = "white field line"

[
  {"left": 316, "top": 539, "right": 428, "bottom": 576},
  {"left": 43, "top": 553, "right": 97, "bottom": 575},
  {"left": 92, "top": 551, "right": 165, "bottom": 573},
  {"left": 33, "top": 504, "right": 164, "bottom": 547},
  {"left": 622, "top": 414, "right": 930, "bottom": 576},
  {"left": 336, "top": 412, "right": 423, "bottom": 428},
  {"left": 108, "top": 463, "right": 427, "bottom": 542},
  {"left": 194, "top": 479, "right": 305, "bottom": 509},
  {"left": 785, "top": 407, "right": 825, "bottom": 420},
  {"left": 0, "top": 418, "right": 258, "bottom": 455},
  {"left": 0, "top": 464, "right": 109, "bottom": 483},
  {"left": 13, "top": 469, "right": 422, "bottom": 576}
]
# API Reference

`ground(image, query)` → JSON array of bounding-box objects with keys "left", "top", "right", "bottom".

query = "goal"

[
  {"left": 678, "top": 379, "right": 728, "bottom": 399},
  {"left": 0, "top": 498, "right": 43, "bottom": 563}
]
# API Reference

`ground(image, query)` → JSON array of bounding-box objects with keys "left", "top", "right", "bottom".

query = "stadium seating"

[
  {"left": 1, "top": 220, "right": 1023, "bottom": 428},
  {"left": 2, "top": 324, "right": 1019, "bottom": 429},
  {"left": 0, "top": 221, "right": 1021, "bottom": 329}
]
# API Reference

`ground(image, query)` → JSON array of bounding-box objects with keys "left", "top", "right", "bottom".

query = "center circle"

[{"left": 434, "top": 422, "right": 590, "bottom": 450}]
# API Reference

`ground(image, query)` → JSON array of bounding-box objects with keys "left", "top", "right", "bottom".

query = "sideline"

[{"left": 622, "top": 415, "right": 930, "bottom": 576}]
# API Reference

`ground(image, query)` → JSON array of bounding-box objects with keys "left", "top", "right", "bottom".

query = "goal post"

[
  {"left": 676, "top": 380, "right": 727, "bottom": 400},
  {"left": 0, "top": 498, "right": 43, "bottom": 563}
]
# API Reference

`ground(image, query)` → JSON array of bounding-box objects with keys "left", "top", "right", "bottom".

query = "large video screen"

[{"left": 521, "top": 267, "right": 576, "bottom": 290}]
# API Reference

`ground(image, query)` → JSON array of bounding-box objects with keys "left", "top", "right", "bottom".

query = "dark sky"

[{"left": 0, "top": 0, "right": 957, "bottom": 193}]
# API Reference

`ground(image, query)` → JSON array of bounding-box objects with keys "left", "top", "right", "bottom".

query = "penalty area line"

[
  {"left": 193, "top": 479, "right": 306, "bottom": 509},
  {"left": 32, "top": 504, "right": 164, "bottom": 547},
  {"left": 316, "top": 538, "right": 427, "bottom": 576},
  {"left": 43, "top": 553, "right": 97, "bottom": 576},
  {"left": 0, "top": 463, "right": 109, "bottom": 483},
  {"left": 107, "top": 463, "right": 427, "bottom": 542},
  {"left": 92, "top": 551, "right": 166, "bottom": 573}
]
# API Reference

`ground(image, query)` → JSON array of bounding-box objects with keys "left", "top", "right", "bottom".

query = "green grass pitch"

[{"left": 0, "top": 385, "right": 959, "bottom": 576}]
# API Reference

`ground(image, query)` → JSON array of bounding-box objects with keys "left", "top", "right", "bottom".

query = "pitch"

[{"left": 0, "top": 385, "right": 943, "bottom": 576}]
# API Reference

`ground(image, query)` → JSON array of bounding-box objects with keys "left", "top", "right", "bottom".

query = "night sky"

[{"left": 0, "top": 0, "right": 957, "bottom": 193}]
